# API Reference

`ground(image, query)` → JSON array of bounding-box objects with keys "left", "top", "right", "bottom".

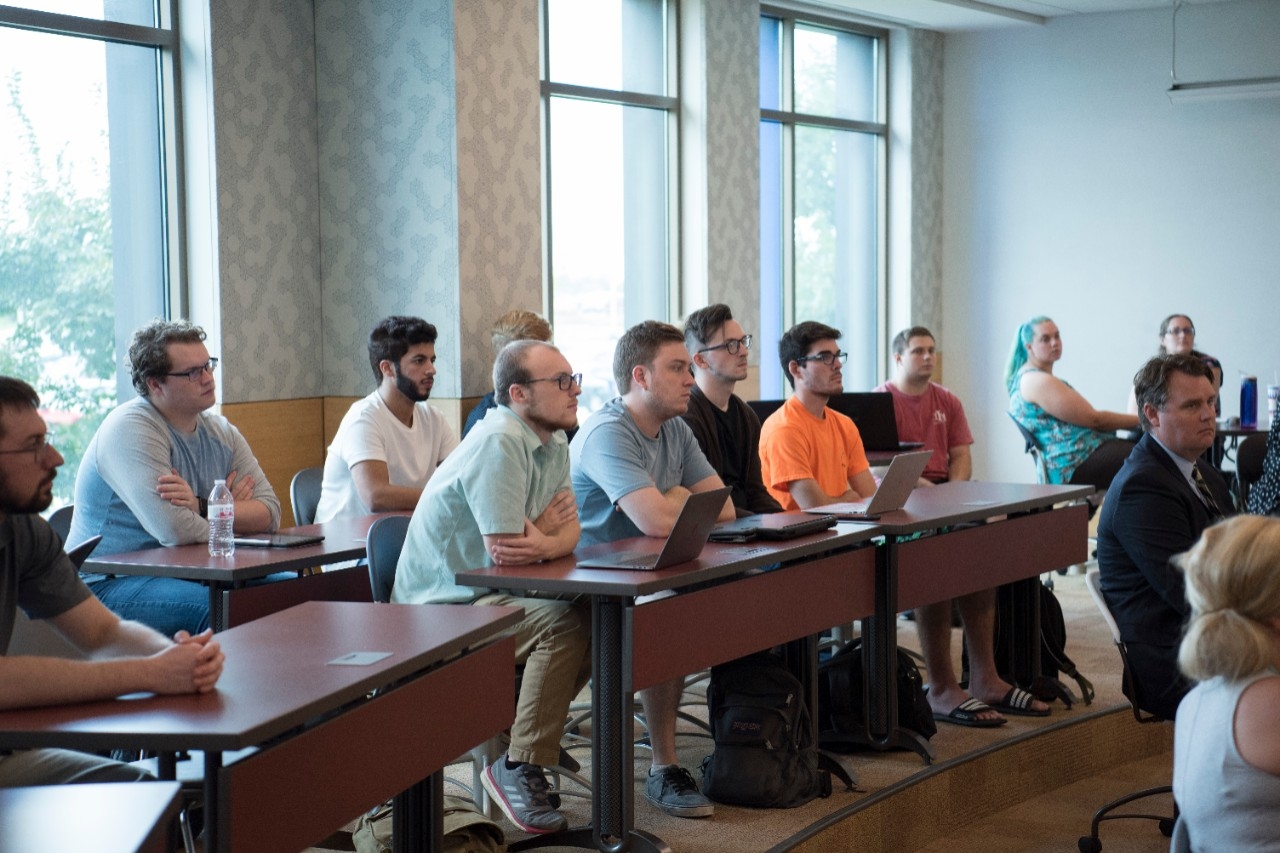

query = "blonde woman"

[{"left": 1172, "top": 515, "right": 1280, "bottom": 850}]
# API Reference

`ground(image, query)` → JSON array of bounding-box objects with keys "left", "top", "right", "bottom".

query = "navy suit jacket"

[{"left": 1098, "top": 432, "right": 1232, "bottom": 648}]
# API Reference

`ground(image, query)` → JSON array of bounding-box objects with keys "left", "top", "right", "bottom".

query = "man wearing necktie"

[{"left": 1098, "top": 354, "right": 1231, "bottom": 721}]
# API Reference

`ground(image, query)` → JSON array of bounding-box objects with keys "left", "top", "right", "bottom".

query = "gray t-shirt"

[
  {"left": 69, "top": 396, "right": 281, "bottom": 556},
  {"left": 570, "top": 398, "right": 716, "bottom": 546},
  {"left": 1, "top": 515, "right": 92, "bottom": 654}
]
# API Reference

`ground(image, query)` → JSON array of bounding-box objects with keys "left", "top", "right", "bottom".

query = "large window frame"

[
  {"left": 759, "top": 7, "right": 888, "bottom": 397},
  {"left": 540, "top": 0, "right": 680, "bottom": 413}
]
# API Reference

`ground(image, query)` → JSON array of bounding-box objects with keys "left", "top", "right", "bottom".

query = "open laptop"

[
  {"left": 827, "top": 392, "right": 925, "bottom": 453},
  {"left": 232, "top": 533, "right": 326, "bottom": 548},
  {"left": 804, "top": 450, "right": 932, "bottom": 521},
  {"left": 576, "top": 486, "right": 732, "bottom": 570},
  {"left": 709, "top": 511, "right": 837, "bottom": 543}
]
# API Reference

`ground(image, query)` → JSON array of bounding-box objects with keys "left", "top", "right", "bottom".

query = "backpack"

[
  {"left": 962, "top": 581, "right": 1094, "bottom": 708},
  {"left": 700, "top": 652, "right": 855, "bottom": 808},
  {"left": 817, "top": 638, "right": 936, "bottom": 752},
  {"left": 353, "top": 795, "right": 505, "bottom": 853}
]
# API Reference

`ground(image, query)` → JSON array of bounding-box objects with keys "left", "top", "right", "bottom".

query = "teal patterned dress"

[{"left": 1008, "top": 366, "right": 1107, "bottom": 484}]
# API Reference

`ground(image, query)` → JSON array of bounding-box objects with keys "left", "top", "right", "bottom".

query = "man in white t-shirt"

[{"left": 314, "top": 316, "right": 459, "bottom": 522}]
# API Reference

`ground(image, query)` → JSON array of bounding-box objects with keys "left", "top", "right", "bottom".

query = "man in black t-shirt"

[{"left": 681, "top": 304, "right": 782, "bottom": 517}]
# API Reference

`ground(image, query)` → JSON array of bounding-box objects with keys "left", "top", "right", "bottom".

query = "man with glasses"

[
  {"left": 68, "top": 319, "right": 280, "bottom": 636},
  {"left": 0, "top": 375, "right": 225, "bottom": 787},
  {"left": 759, "top": 321, "right": 877, "bottom": 511},
  {"left": 394, "top": 341, "right": 589, "bottom": 835},
  {"left": 314, "top": 316, "right": 458, "bottom": 522},
  {"left": 571, "top": 320, "right": 734, "bottom": 820},
  {"left": 681, "top": 304, "right": 781, "bottom": 517}
]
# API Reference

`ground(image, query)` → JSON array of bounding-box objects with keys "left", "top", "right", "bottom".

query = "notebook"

[
  {"left": 576, "top": 486, "right": 732, "bottom": 570},
  {"left": 827, "top": 392, "right": 926, "bottom": 453},
  {"left": 804, "top": 450, "right": 932, "bottom": 521},
  {"left": 709, "top": 511, "right": 837, "bottom": 543},
  {"left": 232, "top": 533, "right": 326, "bottom": 548}
]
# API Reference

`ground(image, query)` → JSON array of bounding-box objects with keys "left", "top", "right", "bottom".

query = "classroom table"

[
  {"left": 79, "top": 513, "right": 406, "bottom": 628},
  {"left": 0, "top": 781, "right": 182, "bottom": 853},
  {"left": 853, "top": 480, "right": 1093, "bottom": 763},
  {"left": 458, "top": 525, "right": 881, "bottom": 853},
  {"left": 0, "top": 601, "right": 521, "bottom": 853}
]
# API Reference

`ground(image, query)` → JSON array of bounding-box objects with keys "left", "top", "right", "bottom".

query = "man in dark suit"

[{"left": 1099, "top": 353, "right": 1230, "bottom": 720}]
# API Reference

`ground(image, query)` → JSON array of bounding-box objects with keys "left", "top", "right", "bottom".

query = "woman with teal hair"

[{"left": 1006, "top": 316, "right": 1138, "bottom": 487}]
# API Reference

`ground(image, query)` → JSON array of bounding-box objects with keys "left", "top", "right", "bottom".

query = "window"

[
  {"left": 760, "top": 11, "right": 886, "bottom": 396},
  {"left": 542, "top": 0, "right": 676, "bottom": 416},
  {"left": 0, "top": 2, "right": 179, "bottom": 507}
]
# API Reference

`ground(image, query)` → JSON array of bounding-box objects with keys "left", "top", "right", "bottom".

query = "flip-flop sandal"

[
  {"left": 932, "top": 697, "right": 1007, "bottom": 728},
  {"left": 991, "top": 686, "right": 1051, "bottom": 717}
]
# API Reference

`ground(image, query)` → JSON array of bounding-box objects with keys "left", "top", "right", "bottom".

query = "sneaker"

[
  {"left": 643, "top": 766, "right": 714, "bottom": 818},
  {"left": 481, "top": 758, "right": 568, "bottom": 834}
]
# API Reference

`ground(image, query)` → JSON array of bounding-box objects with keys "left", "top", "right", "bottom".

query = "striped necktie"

[{"left": 1192, "top": 464, "right": 1223, "bottom": 519}]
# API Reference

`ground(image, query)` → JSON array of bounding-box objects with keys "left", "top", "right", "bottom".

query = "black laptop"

[
  {"left": 827, "top": 392, "right": 925, "bottom": 453},
  {"left": 232, "top": 533, "right": 325, "bottom": 548},
  {"left": 709, "top": 511, "right": 837, "bottom": 543}
]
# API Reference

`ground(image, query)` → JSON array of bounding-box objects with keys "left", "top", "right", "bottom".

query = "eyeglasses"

[
  {"left": 1164, "top": 326, "right": 1195, "bottom": 337},
  {"left": 165, "top": 358, "right": 219, "bottom": 382},
  {"left": 796, "top": 350, "right": 848, "bottom": 367},
  {"left": 698, "top": 335, "right": 752, "bottom": 356},
  {"left": 524, "top": 373, "right": 582, "bottom": 392},
  {"left": 0, "top": 431, "right": 55, "bottom": 464}
]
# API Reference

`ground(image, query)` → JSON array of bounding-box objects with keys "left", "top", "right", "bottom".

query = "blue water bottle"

[{"left": 1241, "top": 375, "right": 1258, "bottom": 429}]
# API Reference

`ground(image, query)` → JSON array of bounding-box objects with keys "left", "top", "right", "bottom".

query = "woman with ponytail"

[
  {"left": 1005, "top": 316, "right": 1138, "bottom": 487},
  {"left": 1172, "top": 515, "right": 1280, "bottom": 850}
]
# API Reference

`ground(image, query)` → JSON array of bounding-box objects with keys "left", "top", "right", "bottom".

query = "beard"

[
  {"left": 0, "top": 470, "right": 55, "bottom": 515},
  {"left": 394, "top": 364, "right": 431, "bottom": 402},
  {"left": 526, "top": 408, "right": 576, "bottom": 437}
]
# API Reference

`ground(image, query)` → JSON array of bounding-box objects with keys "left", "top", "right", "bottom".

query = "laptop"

[
  {"left": 746, "top": 398, "right": 785, "bottom": 424},
  {"left": 709, "top": 511, "right": 837, "bottom": 543},
  {"left": 576, "top": 486, "right": 732, "bottom": 570},
  {"left": 232, "top": 533, "right": 326, "bottom": 548},
  {"left": 827, "top": 392, "right": 926, "bottom": 453},
  {"left": 804, "top": 450, "right": 932, "bottom": 521}
]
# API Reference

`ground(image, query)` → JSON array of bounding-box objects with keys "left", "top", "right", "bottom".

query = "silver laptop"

[
  {"left": 577, "top": 486, "right": 732, "bottom": 570},
  {"left": 804, "top": 450, "right": 932, "bottom": 521}
]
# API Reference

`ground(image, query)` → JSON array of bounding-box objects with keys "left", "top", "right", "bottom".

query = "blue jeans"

[{"left": 86, "top": 575, "right": 211, "bottom": 637}]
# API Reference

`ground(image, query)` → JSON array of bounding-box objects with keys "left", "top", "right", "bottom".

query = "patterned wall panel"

[
  {"left": 453, "top": 0, "right": 544, "bottom": 396},
  {"left": 702, "top": 0, "right": 761, "bottom": 336},
  {"left": 209, "top": 0, "right": 323, "bottom": 402},
  {"left": 314, "top": 0, "right": 461, "bottom": 397},
  {"left": 910, "top": 29, "right": 944, "bottom": 338}
]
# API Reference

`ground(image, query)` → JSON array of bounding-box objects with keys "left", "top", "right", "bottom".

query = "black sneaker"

[
  {"left": 481, "top": 758, "right": 568, "bottom": 834},
  {"left": 643, "top": 766, "right": 714, "bottom": 818}
]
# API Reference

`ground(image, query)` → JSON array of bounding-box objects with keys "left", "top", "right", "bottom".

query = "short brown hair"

[
  {"left": 613, "top": 321, "right": 685, "bottom": 394},
  {"left": 891, "top": 326, "right": 934, "bottom": 357},
  {"left": 129, "top": 319, "right": 207, "bottom": 396},
  {"left": 779, "top": 321, "right": 841, "bottom": 389},
  {"left": 493, "top": 340, "right": 557, "bottom": 407},
  {"left": 0, "top": 376, "right": 40, "bottom": 441},
  {"left": 491, "top": 310, "right": 552, "bottom": 357},
  {"left": 1133, "top": 353, "right": 1215, "bottom": 431},
  {"left": 683, "top": 303, "right": 734, "bottom": 354}
]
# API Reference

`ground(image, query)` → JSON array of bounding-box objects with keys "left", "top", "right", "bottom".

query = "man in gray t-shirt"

[
  {"left": 571, "top": 321, "right": 733, "bottom": 820},
  {"left": 0, "top": 376, "right": 225, "bottom": 788}
]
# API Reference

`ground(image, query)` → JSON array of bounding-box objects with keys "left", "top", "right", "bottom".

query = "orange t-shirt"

[{"left": 758, "top": 396, "right": 870, "bottom": 511}]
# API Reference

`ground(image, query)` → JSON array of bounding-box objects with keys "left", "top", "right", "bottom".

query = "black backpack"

[
  {"left": 700, "top": 652, "right": 855, "bottom": 808},
  {"left": 817, "top": 639, "right": 936, "bottom": 752},
  {"left": 962, "top": 581, "right": 1094, "bottom": 708}
]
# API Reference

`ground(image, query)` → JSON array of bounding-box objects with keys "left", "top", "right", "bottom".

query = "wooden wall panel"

[{"left": 219, "top": 398, "right": 325, "bottom": 527}]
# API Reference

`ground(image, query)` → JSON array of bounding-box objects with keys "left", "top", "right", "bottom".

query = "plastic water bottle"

[
  {"left": 208, "top": 479, "right": 235, "bottom": 557},
  {"left": 1241, "top": 375, "right": 1258, "bottom": 430}
]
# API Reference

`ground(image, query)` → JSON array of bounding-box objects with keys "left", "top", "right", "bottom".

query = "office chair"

[
  {"left": 1079, "top": 569, "right": 1176, "bottom": 853},
  {"left": 289, "top": 466, "right": 324, "bottom": 526},
  {"left": 363, "top": 515, "right": 591, "bottom": 817},
  {"left": 65, "top": 535, "right": 102, "bottom": 569},
  {"left": 1009, "top": 413, "right": 1049, "bottom": 485},
  {"left": 1235, "top": 432, "right": 1267, "bottom": 509},
  {"left": 47, "top": 504, "right": 74, "bottom": 543}
]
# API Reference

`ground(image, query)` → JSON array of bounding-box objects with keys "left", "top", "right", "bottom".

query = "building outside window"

[
  {"left": 760, "top": 10, "right": 886, "bottom": 396},
  {"left": 0, "top": 1, "right": 178, "bottom": 507},
  {"left": 542, "top": 0, "right": 676, "bottom": 416}
]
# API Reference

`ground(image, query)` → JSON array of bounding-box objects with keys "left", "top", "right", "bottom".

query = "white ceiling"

[{"left": 817, "top": 0, "right": 1236, "bottom": 32}]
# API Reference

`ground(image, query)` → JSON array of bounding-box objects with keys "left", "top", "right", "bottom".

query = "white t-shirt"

[{"left": 314, "top": 391, "right": 458, "bottom": 522}]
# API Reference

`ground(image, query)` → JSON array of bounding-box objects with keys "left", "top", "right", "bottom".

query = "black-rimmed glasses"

[
  {"left": 797, "top": 350, "right": 847, "bottom": 367},
  {"left": 525, "top": 373, "right": 583, "bottom": 392},
  {"left": 166, "top": 358, "right": 219, "bottom": 382},
  {"left": 1164, "top": 326, "right": 1195, "bottom": 337},
  {"left": 0, "top": 432, "right": 56, "bottom": 464},
  {"left": 698, "top": 335, "right": 752, "bottom": 356}
]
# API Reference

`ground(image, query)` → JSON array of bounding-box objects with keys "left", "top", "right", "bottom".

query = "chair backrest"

[
  {"left": 290, "top": 467, "right": 324, "bottom": 526},
  {"left": 47, "top": 505, "right": 74, "bottom": 543},
  {"left": 1085, "top": 568, "right": 1162, "bottom": 724},
  {"left": 366, "top": 515, "right": 411, "bottom": 603},
  {"left": 65, "top": 535, "right": 102, "bottom": 569},
  {"left": 1236, "top": 432, "right": 1269, "bottom": 507},
  {"left": 1008, "top": 413, "right": 1049, "bottom": 484}
]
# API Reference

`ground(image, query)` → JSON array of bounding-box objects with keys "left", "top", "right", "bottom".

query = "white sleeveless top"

[{"left": 1173, "top": 670, "right": 1280, "bottom": 851}]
